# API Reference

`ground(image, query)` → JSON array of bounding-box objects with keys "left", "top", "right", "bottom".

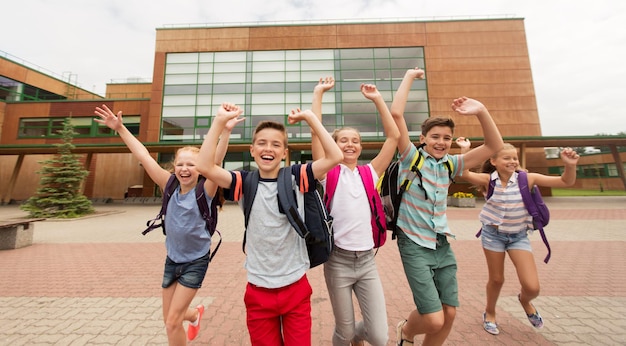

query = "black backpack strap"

[
  {"left": 143, "top": 174, "right": 177, "bottom": 235},
  {"left": 195, "top": 176, "right": 222, "bottom": 261},
  {"left": 277, "top": 167, "right": 308, "bottom": 238},
  {"left": 242, "top": 171, "right": 259, "bottom": 254}
]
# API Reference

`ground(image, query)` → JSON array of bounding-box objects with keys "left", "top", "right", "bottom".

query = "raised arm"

[
  {"left": 310, "top": 77, "right": 335, "bottom": 161},
  {"left": 94, "top": 105, "right": 170, "bottom": 189},
  {"left": 451, "top": 97, "right": 504, "bottom": 170},
  {"left": 288, "top": 108, "right": 342, "bottom": 179},
  {"left": 529, "top": 147, "right": 579, "bottom": 188},
  {"left": 202, "top": 115, "right": 245, "bottom": 195},
  {"left": 391, "top": 68, "right": 425, "bottom": 154},
  {"left": 197, "top": 103, "right": 244, "bottom": 189},
  {"left": 362, "top": 83, "right": 400, "bottom": 176}
]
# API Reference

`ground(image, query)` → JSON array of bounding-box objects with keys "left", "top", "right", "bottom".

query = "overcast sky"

[{"left": 3, "top": 0, "right": 625, "bottom": 136}]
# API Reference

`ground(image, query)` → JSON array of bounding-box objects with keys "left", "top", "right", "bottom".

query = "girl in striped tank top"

[{"left": 457, "top": 141, "right": 579, "bottom": 336}]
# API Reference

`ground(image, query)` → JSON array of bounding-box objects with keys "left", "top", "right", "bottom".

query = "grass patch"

[{"left": 551, "top": 188, "right": 626, "bottom": 196}]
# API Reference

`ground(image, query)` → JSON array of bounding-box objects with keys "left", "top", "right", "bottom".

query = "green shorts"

[{"left": 397, "top": 231, "right": 459, "bottom": 314}]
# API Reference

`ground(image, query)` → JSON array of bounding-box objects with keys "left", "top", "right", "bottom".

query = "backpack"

[
  {"left": 477, "top": 170, "right": 552, "bottom": 263},
  {"left": 325, "top": 165, "right": 386, "bottom": 248},
  {"left": 240, "top": 165, "right": 334, "bottom": 268},
  {"left": 143, "top": 174, "right": 222, "bottom": 261},
  {"left": 376, "top": 143, "right": 454, "bottom": 238}
]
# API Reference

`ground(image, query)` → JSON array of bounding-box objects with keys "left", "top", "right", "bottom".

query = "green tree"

[{"left": 21, "top": 118, "right": 94, "bottom": 218}]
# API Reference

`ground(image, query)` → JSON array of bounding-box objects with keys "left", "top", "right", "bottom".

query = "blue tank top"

[{"left": 164, "top": 186, "right": 212, "bottom": 263}]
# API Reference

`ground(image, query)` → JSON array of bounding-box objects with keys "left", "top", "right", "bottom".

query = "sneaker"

[
  {"left": 527, "top": 310, "right": 544, "bottom": 329},
  {"left": 518, "top": 294, "right": 544, "bottom": 329},
  {"left": 396, "top": 320, "right": 413, "bottom": 346},
  {"left": 187, "top": 305, "right": 204, "bottom": 341},
  {"left": 482, "top": 312, "right": 500, "bottom": 335}
]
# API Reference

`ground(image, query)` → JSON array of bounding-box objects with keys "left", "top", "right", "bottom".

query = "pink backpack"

[{"left": 325, "top": 165, "right": 387, "bottom": 248}]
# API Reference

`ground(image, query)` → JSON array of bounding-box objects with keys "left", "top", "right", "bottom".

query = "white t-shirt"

[{"left": 322, "top": 163, "right": 377, "bottom": 251}]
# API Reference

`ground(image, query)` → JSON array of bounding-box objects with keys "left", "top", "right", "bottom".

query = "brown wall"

[
  {"left": 0, "top": 57, "right": 101, "bottom": 101},
  {"left": 153, "top": 20, "right": 540, "bottom": 143},
  {"left": 1, "top": 99, "right": 151, "bottom": 200}
]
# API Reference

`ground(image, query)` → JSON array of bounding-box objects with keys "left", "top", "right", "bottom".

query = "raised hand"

[
  {"left": 360, "top": 83, "right": 381, "bottom": 101},
  {"left": 406, "top": 67, "right": 425, "bottom": 80},
  {"left": 315, "top": 76, "right": 335, "bottom": 94},
  {"left": 94, "top": 105, "right": 123, "bottom": 131},
  {"left": 451, "top": 97, "right": 487, "bottom": 116},
  {"left": 287, "top": 108, "right": 314, "bottom": 125},
  {"left": 560, "top": 147, "right": 580, "bottom": 165},
  {"left": 215, "top": 103, "right": 244, "bottom": 123},
  {"left": 455, "top": 136, "right": 471, "bottom": 153}
]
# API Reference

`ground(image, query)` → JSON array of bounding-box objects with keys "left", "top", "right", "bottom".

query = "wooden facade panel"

[
  {"left": 426, "top": 56, "right": 531, "bottom": 71},
  {"left": 249, "top": 37, "right": 336, "bottom": 50},
  {"left": 249, "top": 25, "right": 337, "bottom": 38},
  {"left": 105, "top": 83, "right": 151, "bottom": 99},
  {"left": 337, "top": 22, "right": 427, "bottom": 35},
  {"left": 427, "top": 82, "right": 537, "bottom": 98},
  {"left": 336, "top": 34, "right": 426, "bottom": 48},
  {"left": 426, "top": 31, "right": 528, "bottom": 46},
  {"left": 427, "top": 70, "right": 534, "bottom": 84},
  {"left": 426, "top": 44, "right": 530, "bottom": 59},
  {"left": 92, "top": 153, "right": 145, "bottom": 199},
  {"left": 425, "top": 19, "right": 525, "bottom": 33}
]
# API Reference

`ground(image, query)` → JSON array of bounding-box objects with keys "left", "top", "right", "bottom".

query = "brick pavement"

[{"left": 0, "top": 196, "right": 624, "bottom": 345}]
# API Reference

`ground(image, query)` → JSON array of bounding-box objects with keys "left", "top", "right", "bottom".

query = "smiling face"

[
  {"left": 332, "top": 127, "right": 362, "bottom": 165},
  {"left": 420, "top": 125, "right": 454, "bottom": 160},
  {"left": 173, "top": 147, "right": 200, "bottom": 192},
  {"left": 491, "top": 145, "right": 519, "bottom": 175},
  {"left": 250, "top": 122, "right": 288, "bottom": 177}
]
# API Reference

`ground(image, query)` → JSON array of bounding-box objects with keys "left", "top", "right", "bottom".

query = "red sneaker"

[{"left": 187, "top": 305, "right": 204, "bottom": 341}]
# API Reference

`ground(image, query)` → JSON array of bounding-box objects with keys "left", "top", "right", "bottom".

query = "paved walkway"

[{"left": 0, "top": 196, "right": 625, "bottom": 345}]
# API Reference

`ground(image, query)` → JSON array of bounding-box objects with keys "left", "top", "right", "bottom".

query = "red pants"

[{"left": 244, "top": 274, "right": 312, "bottom": 346}]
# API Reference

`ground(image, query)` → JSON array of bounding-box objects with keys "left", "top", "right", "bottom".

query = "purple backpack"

[
  {"left": 477, "top": 170, "right": 551, "bottom": 263},
  {"left": 325, "top": 165, "right": 387, "bottom": 248}
]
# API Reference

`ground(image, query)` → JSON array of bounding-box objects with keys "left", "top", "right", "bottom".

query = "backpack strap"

[
  {"left": 278, "top": 166, "right": 309, "bottom": 239},
  {"left": 476, "top": 173, "right": 497, "bottom": 238},
  {"left": 195, "top": 176, "right": 222, "bottom": 261},
  {"left": 242, "top": 170, "right": 259, "bottom": 254},
  {"left": 324, "top": 165, "right": 341, "bottom": 210},
  {"left": 517, "top": 171, "right": 551, "bottom": 263},
  {"left": 143, "top": 174, "right": 178, "bottom": 235},
  {"left": 356, "top": 165, "right": 386, "bottom": 233}
]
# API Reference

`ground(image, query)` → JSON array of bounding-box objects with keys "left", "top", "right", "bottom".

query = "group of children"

[{"left": 94, "top": 67, "right": 580, "bottom": 346}]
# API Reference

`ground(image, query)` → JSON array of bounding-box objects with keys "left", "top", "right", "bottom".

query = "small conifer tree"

[{"left": 21, "top": 118, "right": 94, "bottom": 218}]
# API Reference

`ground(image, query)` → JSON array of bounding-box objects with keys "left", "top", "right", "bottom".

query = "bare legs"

[
  {"left": 483, "top": 248, "right": 540, "bottom": 323},
  {"left": 162, "top": 283, "right": 200, "bottom": 345},
  {"left": 401, "top": 305, "right": 456, "bottom": 346}
]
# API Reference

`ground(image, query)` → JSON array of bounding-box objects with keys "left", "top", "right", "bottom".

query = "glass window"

[
  {"left": 167, "top": 53, "right": 199, "bottom": 63},
  {"left": 166, "top": 63, "right": 198, "bottom": 74},
  {"left": 165, "top": 74, "right": 198, "bottom": 85},
  {"left": 214, "top": 51, "right": 247, "bottom": 62},
  {"left": 162, "top": 47, "right": 427, "bottom": 144},
  {"left": 252, "top": 61, "right": 285, "bottom": 72},
  {"left": 163, "top": 95, "right": 197, "bottom": 106},
  {"left": 213, "top": 73, "right": 246, "bottom": 84}
]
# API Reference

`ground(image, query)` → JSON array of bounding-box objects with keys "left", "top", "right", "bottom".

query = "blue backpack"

[
  {"left": 477, "top": 170, "right": 551, "bottom": 263},
  {"left": 143, "top": 174, "right": 222, "bottom": 261}
]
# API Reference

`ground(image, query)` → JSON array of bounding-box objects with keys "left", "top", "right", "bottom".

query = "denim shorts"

[
  {"left": 480, "top": 225, "right": 532, "bottom": 253},
  {"left": 162, "top": 251, "right": 210, "bottom": 289}
]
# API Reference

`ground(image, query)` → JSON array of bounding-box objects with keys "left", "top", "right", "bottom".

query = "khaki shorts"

[{"left": 397, "top": 231, "right": 459, "bottom": 314}]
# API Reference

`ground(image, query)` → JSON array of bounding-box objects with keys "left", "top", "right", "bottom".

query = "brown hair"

[
  {"left": 421, "top": 117, "right": 455, "bottom": 136},
  {"left": 253, "top": 121, "right": 288, "bottom": 147}
]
